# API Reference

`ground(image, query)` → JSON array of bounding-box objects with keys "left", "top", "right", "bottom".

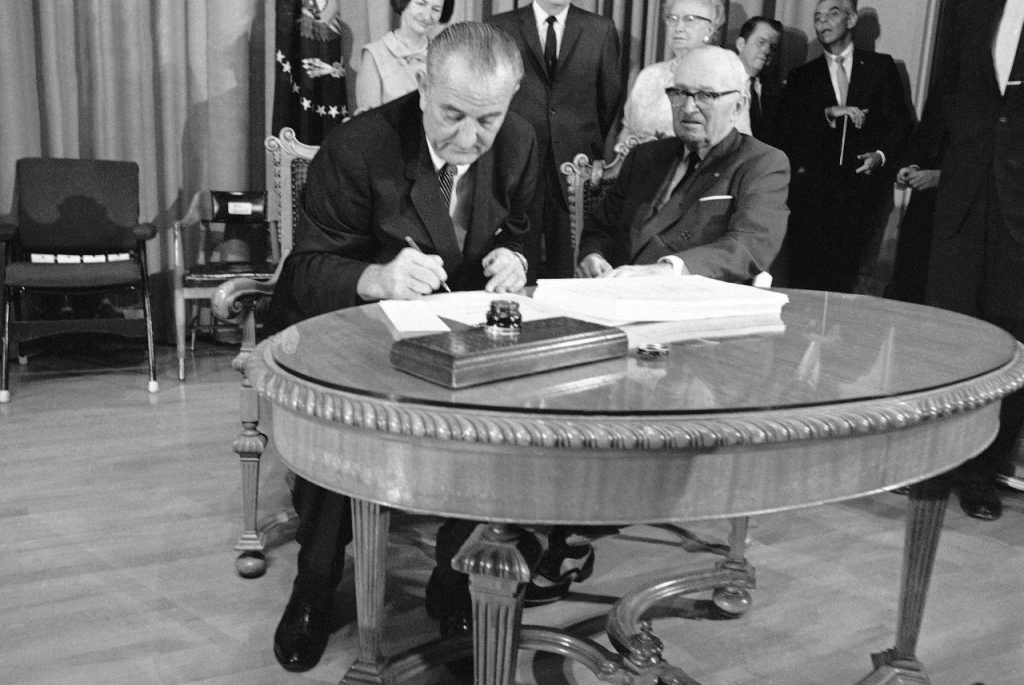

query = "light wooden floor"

[{"left": 2, "top": 336, "right": 1023, "bottom": 685}]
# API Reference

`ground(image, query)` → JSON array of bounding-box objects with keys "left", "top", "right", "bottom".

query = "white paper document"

[
  {"left": 422, "top": 291, "right": 561, "bottom": 326},
  {"left": 532, "top": 275, "right": 788, "bottom": 326},
  {"left": 378, "top": 300, "right": 450, "bottom": 333}
]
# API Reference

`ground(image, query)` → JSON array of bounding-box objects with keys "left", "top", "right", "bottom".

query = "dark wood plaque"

[{"left": 389, "top": 316, "right": 628, "bottom": 388}]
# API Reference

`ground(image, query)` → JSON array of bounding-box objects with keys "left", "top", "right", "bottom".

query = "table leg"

[
  {"left": 453, "top": 523, "right": 534, "bottom": 685},
  {"left": 856, "top": 477, "right": 949, "bottom": 685},
  {"left": 712, "top": 516, "right": 755, "bottom": 616},
  {"left": 232, "top": 367, "right": 268, "bottom": 578},
  {"left": 344, "top": 499, "right": 392, "bottom": 685}
]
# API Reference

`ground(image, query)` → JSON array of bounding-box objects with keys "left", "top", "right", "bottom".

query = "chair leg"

[
  {"left": 1, "top": 287, "right": 11, "bottom": 403},
  {"left": 174, "top": 288, "right": 187, "bottom": 382},
  {"left": 139, "top": 254, "right": 159, "bottom": 394}
]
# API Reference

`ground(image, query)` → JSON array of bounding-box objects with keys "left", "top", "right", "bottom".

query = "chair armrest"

[
  {"left": 0, "top": 222, "right": 17, "bottom": 242},
  {"left": 211, "top": 273, "right": 279, "bottom": 324},
  {"left": 134, "top": 222, "right": 158, "bottom": 241}
]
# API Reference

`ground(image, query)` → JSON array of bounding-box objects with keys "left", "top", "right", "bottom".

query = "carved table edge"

[{"left": 246, "top": 339, "right": 1024, "bottom": 451}]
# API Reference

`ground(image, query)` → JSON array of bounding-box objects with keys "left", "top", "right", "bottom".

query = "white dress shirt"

[{"left": 532, "top": 2, "right": 569, "bottom": 54}]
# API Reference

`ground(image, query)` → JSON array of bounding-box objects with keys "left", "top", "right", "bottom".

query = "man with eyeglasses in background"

[
  {"left": 778, "top": 0, "right": 911, "bottom": 293},
  {"left": 578, "top": 45, "right": 789, "bottom": 282}
]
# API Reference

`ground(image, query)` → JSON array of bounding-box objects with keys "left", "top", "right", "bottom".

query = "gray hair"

[
  {"left": 676, "top": 45, "right": 749, "bottom": 92},
  {"left": 426, "top": 22, "right": 524, "bottom": 85}
]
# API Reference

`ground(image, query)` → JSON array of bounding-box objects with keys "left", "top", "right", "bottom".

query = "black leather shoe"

[
  {"left": 439, "top": 611, "right": 473, "bottom": 683},
  {"left": 524, "top": 539, "right": 596, "bottom": 607},
  {"left": 958, "top": 481, "right": 1003, "bottom": 521},
  {"left": 273, "top": 591, "right": 330, "bottom": 672}
]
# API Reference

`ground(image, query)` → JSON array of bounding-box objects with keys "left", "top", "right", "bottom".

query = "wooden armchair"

[
  {"left": 211, "top": 127, "right": 318, "bottom": 577},
  {"left": 560, "top": 135, "right": 642, "bottom": 271}
]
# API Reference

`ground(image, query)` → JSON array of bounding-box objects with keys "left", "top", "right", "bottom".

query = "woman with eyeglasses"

[
  {"left": 354, "top": 0, "right": 454, "bottom": 114},
  {"left": 618, "top": 0, "right": 750, "bottom": 144}
]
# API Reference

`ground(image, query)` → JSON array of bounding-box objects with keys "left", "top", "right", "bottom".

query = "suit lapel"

[
  {"left": 557, "top": 7, "right": 584, "bottom": 75},
  {"left": 462, "top": 148, "right": 495, "bottom": 263},
  {"left": 408, "top": 137, "right": 463, "bottom": 269},
  {"left": 630, "top": 131, "right": 741, "bottom": 263},
  {"left": 517, "top": 7, "right": 548, "bottom": 83},
  {"left": 813, "top": 55, "right": 838, "bottom": 105}
]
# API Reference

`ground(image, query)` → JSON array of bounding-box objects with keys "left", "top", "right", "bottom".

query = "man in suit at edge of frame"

[
  {"left": 921, "top": 0, "right": 1024, "bottom": 520},
  {"left": 266, "top": 22, "right": 538, "bottom": 673}
]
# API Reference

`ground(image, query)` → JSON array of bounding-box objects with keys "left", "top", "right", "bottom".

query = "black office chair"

[
  {"left": 0, "top": 157, "right": 158, "bottom": 403},
  {"left": 172, "top": 190, "right": 277, "bottom": 381}
]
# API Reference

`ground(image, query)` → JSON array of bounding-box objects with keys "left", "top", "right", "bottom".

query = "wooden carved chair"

[
  {"left": 1, "top": 158, "right": 158, "bottom": 403},
  {"left": 560, "top": 137, "right": 760, "bottom": 616},
  {"left": 211, "top": 127, "right": 318, "bottom": 577}
]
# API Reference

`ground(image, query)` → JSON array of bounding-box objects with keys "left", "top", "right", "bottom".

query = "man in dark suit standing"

[
  {"left": 922, "top": 0, "right": 1024, "bottom": 520},
  {"left": 735, "top": 16, "right": 783, "bottom": 146},
  {"left": 490, "top": 0, "right": 623, "bottom": 281},
  {"left": 266, "top": 22, "right": 538, "bottom": 672},
  {"left": 779, "top": 0, "right": 911, "bottom": 293},
  {"left": 579, "top": 46, "right": 789, "bottom": 282}
]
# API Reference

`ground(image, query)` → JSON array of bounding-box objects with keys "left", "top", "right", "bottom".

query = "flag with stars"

[{"left": 272, "top": 0, "right": 348, "bottom": 145}]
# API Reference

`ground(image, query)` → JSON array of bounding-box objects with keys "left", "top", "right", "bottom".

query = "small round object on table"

[{"left": 636, "top": 343, "right": 670, "bottom": 360}]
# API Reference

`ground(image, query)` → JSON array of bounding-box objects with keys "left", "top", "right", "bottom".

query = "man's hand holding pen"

[
  {"left": 356, "top": 246, "right": 449, "bottom": 301},
  {"left": 354, "top": 238, "right": 528, "bottom": 301}
]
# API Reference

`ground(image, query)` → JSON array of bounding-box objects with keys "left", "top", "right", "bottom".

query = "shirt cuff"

[
  {"left": 511, "top": 250, "right": 528, "bottom": 273},
  {"left": 657, "top": 255, "right": 687, "bottom": 275},
  {"left": 875, "top": 150, "right": 887, "bottom": 166}
]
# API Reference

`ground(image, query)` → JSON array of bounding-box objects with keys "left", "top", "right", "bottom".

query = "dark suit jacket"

[
  {"left": 580, "top": 129, "right": 790, "bottom": 282},
  {"left": 750, "top": 75, "right": 782, "bottom": 146},
  {"left": 268, "top": 92, "right": 539, "bottom": 329},
  {"left": 781, "top": 49, "right": 911, "bottom": 187},
  {"left": 489, "top": 5, "right": 622, "bottom": 183},
  {"left": 930, "top": 0, "right": 1024, "bottom": 242}
]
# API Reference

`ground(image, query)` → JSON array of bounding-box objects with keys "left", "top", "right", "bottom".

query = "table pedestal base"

[{"left": 342, "top": 476, "right": 949, "bottom": 685}]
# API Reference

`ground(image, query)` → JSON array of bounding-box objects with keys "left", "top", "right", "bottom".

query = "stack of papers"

[
  {"left": 378, "top": 277, "right": 788, "bottom": 345},
  {"left": 532, "top": 275, "right": 788, "bottom": 341}
]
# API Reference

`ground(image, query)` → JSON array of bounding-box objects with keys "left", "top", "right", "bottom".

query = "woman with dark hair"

[{"left": 354, "top": 0, "right": 454, "bottom": 113}]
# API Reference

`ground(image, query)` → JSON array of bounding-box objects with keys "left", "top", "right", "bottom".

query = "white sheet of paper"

[
  {"left": 379, "top": 300, "right": 450, "bottom": 332},
  {"left": 423, "top": 291, "right": 561, "bottom": 326}
]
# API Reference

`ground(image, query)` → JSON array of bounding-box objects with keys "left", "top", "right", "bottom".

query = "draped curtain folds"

[{"left": 3, "top": 0, "right": 941, "bottom": 339}]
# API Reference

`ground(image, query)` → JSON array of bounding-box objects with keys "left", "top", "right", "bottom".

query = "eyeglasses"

[
  {"left": 665, "top": 87, "right": 740, "bottom": 107},
  {"left": 663, "top": 14, "right": 713, "bottom": 29},
  {"left": 813, "top": 8, "right": 848, "bottom": 25}
]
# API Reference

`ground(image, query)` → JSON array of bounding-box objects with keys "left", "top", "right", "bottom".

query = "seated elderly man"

[{"left": 579, "top": 45, "right": 789, "bottom": 281}]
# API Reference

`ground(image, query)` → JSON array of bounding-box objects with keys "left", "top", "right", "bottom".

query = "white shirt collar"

[
  {"left": 827, "top": 43, "right": 854, "bottom": 65},
  {"left": 532, "top": 2, "right": 570, "bottom": 33},
  {"left": 424, "top": 137, "right": 469, "bottom": 177}
]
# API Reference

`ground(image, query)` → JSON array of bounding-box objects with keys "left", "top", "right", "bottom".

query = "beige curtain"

[{"left": 1, "top": 0, "right": 782, "bottom": 339}]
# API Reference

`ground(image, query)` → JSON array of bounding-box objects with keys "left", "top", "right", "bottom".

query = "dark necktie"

[
  {"left": 655, "top": 153, "right": 700, "bottom": 212},
  {"left": 544, "top": 16, "right": 557, "bottom": 78},
  {"left": 438, "top": 163, "right": 457, "bottom": 208},
  {"left": 749, "top": 76, "right": 762, "bottom": 132}
]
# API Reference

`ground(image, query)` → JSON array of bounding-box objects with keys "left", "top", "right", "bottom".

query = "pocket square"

[{"left": 699, "top": 195, "right": 733, "bottom": 202}]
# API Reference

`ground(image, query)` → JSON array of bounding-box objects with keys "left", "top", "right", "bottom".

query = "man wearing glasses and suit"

[{"left": 578, "top": 46, "right": 789, "bottom": 283}]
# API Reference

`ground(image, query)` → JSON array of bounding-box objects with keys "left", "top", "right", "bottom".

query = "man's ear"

[
  {"left": 845, "top": 10, "right": 858, "bottom": 30},
  {"left": 416, "top": 70, "right": 429, "bottom": 110},
  {"left": 736, "top": 36, "right": 746, "bottom": 53}
]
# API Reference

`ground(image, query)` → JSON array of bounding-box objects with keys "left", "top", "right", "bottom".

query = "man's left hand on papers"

[{"left": 482, "top": 247, "right": 527, "bottom": 293}]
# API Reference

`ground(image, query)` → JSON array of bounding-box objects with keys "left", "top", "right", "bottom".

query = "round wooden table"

[{"left": 247, "top": 290, "right": 1024, "bottom": 685}]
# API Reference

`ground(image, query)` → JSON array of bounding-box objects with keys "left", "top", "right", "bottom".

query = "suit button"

[
  {"left": 682, "top": 231, "right": 692, "bottom": 240},
  {"left": 999, "top": 116, "right": 1008, "bottom": 123}
]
